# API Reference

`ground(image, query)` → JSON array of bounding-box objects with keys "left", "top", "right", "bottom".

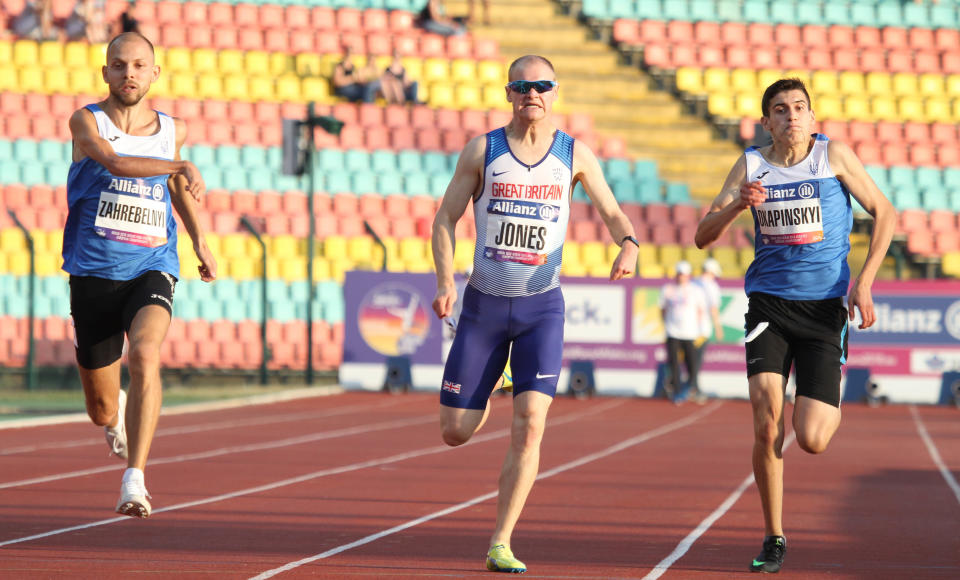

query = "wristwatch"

[{"left": 621, "top": 235, "right": 640, "bottom": 248}]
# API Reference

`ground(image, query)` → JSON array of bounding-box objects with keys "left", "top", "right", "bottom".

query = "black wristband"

[{"left": 621, "top": 235, "right": 640, "bottom": 248}]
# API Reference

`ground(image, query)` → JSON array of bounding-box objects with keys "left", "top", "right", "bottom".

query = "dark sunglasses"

[{"left": 506, "top": 80, "right": 557, "bottom": 94}]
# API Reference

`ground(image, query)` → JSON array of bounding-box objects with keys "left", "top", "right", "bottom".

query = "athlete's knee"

[
  {"left": 753, "top": 416, "right": 782, "bottom": 450},
  {"left": 511, "top": 410, "right": 547, "bottom": 451},
  {"left": 126, "top": 342, "right": 162, "bottom": 377},
  {"left": 795, "top": 429, "right": 833, "bottom": 454},
  {"left": 86, "top": 394, "right": 117, "bottom": 426},
  {"left": 441, "top": 425, "right": 472, "bottom": 447}
]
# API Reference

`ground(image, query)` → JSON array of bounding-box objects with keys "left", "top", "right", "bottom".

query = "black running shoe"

[{"left": 750, "top": 535, "right": 786, "bottom": 573}]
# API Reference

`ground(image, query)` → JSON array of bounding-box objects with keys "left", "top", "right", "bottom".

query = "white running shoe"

[
  {"left": 116, "top": 478, "right": 151, "bottom": 518},
  {"left": 104, "top": 389, "right": 128, "bottom": 460}
]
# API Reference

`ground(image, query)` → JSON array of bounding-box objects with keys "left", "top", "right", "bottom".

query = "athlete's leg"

[
  {"left": 80, "top": 360, "right": 123, "bottom": 427},
  {"left": 792, "top": 397, "right": 841, "bottom": 454},
  {"left": 124, "top": 304, "right": 171, "bottom": 470},
  {"left": 440, "top": 404, "right": 488, "bottom": 447},
  {"left": 749, "top": 371, "right": 787, "bottom": 537},
  {"left": 490, "top": 390, "right": 552, "bottom": 548}
]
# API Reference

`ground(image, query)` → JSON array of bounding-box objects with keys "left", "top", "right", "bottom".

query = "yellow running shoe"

[{"left": 486, "top": 544, "right": 526, "bottom": 573}]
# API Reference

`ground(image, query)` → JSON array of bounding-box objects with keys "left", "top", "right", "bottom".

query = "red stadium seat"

[
  {"left": 906, "top": 230, "right": 935, "bottom": 256},
  {"left": 441, "top": 129, "right": 468, "bottom": 153},
  {"left": 638, "top": 20, "right": 667, "bottom": 43},
  {"left": 854, "top": 142, "right": 882, "bottom": 165},
  {"left": 747, "top": 23, "right": 774, "bottom": 46},
  {"left": 613, "top": 19, "right": 639, "bottom": 44},
  {"left": 914, "top": 50, "right": 940, "bottom": 74},
  {"left": 847, "top": 121, "right": 874, "bottom": 143},
  {"left": 259, "top": 4, "right": 285, "bottom": 29},
  {"left": 801, "top": 25, "right": 827, "bottom": 47},
  {"left": 231, "top": 190, "right": 258, "bottom": 214},
  {"left": 886, "top": 49, "right": 913, "bottom": 73},
  {"left": 472, "top": 38, "right": 499, "bottom": 60},
  {"left": 446, "top": 36, "right": 472, "bottom": 59},
  {"left": 389, "top": 10, "right": 413, "bottom": 31},
  {"left": 719, "top": 21, "right": 746, "bottom": 46},
  {"left": 285, "top": 5, "right": 311, "bottom": 30},
  {"left": 357, "top": 103, "right": 384, "bottom": 127},
  {"left": 929, "top": 210, "right": 956, "bottom": 233},
  {"left": 881, "top": 27, "right": 908, "bottom": 50},
  {"left": 643, "top": 44, "right": 669, "bottom": 68},
  {"left": 419, "top": 34, "right": 446, "bottom": 58},
  {"left": 875, "top": 121, "right": 902, "bottom": 143},
  {"left": 415, "top": 128, "right": 442, "bottom": 151},
  {"left": 389, "top": 128, "right": 415, "bottom": 150},
  {"left": 750, "top": 46, "right": 777, "bottom": 69},
  {"left": 670, "top": 44, "right": 697, "bottom": 68},
  {"left": 666, "top": 20, "right": 693, "bottom": 42},
  {"left": 331, "top": 103, "right": 359, "bottom": 126},
  {"left": 854, "top": 26, "right": 881, "bottom": 48},
  {"left": 155, "top": 1, "right": 182, "bottom": 25},
  {"left": 881, "top": 143, "right": 909, "bottom": 166},
  {"left": 908, "top": 144, "right": 937, "bottom": 167},
  {"left": 182, "top": 1, "right": 207, "bottom": 25},
  {"left": 772, "top": 23, "right": 801, "bottom": 47},
  {"left": 234, "top": 3, "right": 258, "bottom": 27},
  {"left": 311, "top": 6, "right": 336, "bottom": 29},
  {"left": 698, "top": 44, "right": 724, "bottom": 68},
  {"left": 827, "top": 25, "right": 854, "bottom": 48},
  {"left": 207, "top": 2, "right": 232, "bottom": 26},
  {"left": 336, "top": 7, "right": 363, "bottom": 31},
  {"left": 0, "top": 92, "right": 24, "bottom": 115},
  {"left": 903, "top": 121, "right": 930, "bottom": 144}
]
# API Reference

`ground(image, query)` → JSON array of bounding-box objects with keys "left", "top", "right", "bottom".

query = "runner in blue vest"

[
  {"left": 431, "top": 54, "right": 640, "bottom": 573},
  {"left": 63, "top": 32, "right": 216, "bottom": 518},
  {"left": 695, "top": 78, "right": 895, "bottom": 573}
]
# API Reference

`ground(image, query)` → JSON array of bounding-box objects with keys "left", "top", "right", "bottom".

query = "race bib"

[
  {"left": 482, "top": 200, "right": 559, "bottom": 265},
  {"left": 94, "top": 191, "right": 167, "bottom": 248},
  {"left": 755, "top": 181, "right": 824, "bottom": 246}
]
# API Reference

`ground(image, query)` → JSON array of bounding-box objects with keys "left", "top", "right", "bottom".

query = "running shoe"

[
  {"left": 486, "top": 544, "right": 525, "bottom": 573},
  {"left": 116, "top": 478, "right": 152, "bottom": 518},
  {"left": 750, "top": 535, "right": 786, "bottom": 573},
  {"left": 104, "top": 389, "right": 128, "bottom": 460}
]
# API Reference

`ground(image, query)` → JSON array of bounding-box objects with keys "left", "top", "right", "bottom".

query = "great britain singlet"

[
  {"left": 469, "top": 127, "right": 573, "bottom": 297},
  {"left": 744, "top": 134, "right": 852, "bottom": 300},
  {"left": 62, "top": 104, "right": 179, "bottom": 280}
]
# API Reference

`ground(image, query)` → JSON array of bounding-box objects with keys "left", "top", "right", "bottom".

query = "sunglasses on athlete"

[{"left": 506, "top": 80, "right": 557, "bottom": 94}]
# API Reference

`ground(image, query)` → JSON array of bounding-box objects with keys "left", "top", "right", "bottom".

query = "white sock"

[{"left": 122, "top": 468, "right": 144, "bottom": 485}]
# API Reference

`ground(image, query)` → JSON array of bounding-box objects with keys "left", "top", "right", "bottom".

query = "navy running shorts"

[
  {"left": 69, "top": 270, "right": 176, "bottom": 369},
  {"left": 744, "top": 292, "right": 849, "bottom": 407},
  {"left": 441, "top": 284, "right": 565, "bottom": 410}
]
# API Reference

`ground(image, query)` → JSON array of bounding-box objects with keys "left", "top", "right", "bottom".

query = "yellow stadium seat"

[
  {"left": 191, "top": 48, "right": 218, "bottom": 73},
  {"left": 165, "top": 47, "right": 192, "bottom": 72},
  {"left": 586, "top": 261, "right": 611, "bottom": 278},
  {"left": 675, "top": 66, "right": 703, "bottom": 94},
  {"left": 561, "top": 260, "right": 589, "bottom": 277},
  {"left": 707, "top": 93, "right": 735, "bottom": 118},
  {"left": 450, "top": 58, "right": 476, "bottom": 83},
  {"left": 422, "top": 57, "right": 449, "bottom": 82},
  {"left": 13, "top": 40, "right": 38, "bottom": 66},
  {"left": 1, "top": 229, "right": 27, "bottom": 252},
  {"left": 196, "top": 75, "right": 223, "bottom": 100},
  {"left": 46, "top": 230, "right": 63, "bottom": 253},
  {"left": 782, "top": 70, "right": 809, "bottom": 85},
  {"left": 323, "top": 235, "right": 348, "bottom": 260},
  {"left": 814, "top": 95, "right": 843, "bottom": 120},
  {"left": 152, "top": 47, "right": 165, "bottom": 69},
  {"left": 17, "top": 68, "right": 44, "bottom": 93},
  {"left": 218, "top": 50, "right": 245, "bottom": 75},
  {"left": 638, "top": 262, "right": 666, "bottom": 278},
  {"left": 0, "top": 65, "right": 15, "bottom": 91},
  {"left": 218, "top": 234, "right": 246, "bottom": 258},
  {"left": 946, "top": 74, "right": 960, "bottom": 97},
  {"left": 318, "top": 54, "right": 342, "bottom": 78},
  {"left": 312, "top": 257, "right": 332, "bottom": 281},
  {"left": 953, "top": 100, "right": 960, "bottom": 122},
  {"left": 6, "top": 251, "right": 30, "bottom": 275},
  {"left": 477, "top": 60, "right": 504, "bottom": 85},
  {"left": 270, "top": 235, "right": 302, "bottom": 258},
  {"left": 400, "top": 57, "right": 424, "bottom": 82},
  {"left": 247, "top": 76, "right": 275, "bottom": 101},
  {"left": 35, "top": 252, "right": 59, "bottom": 276},
  {"left": 635, "top": 242, "right": 657, "bottom": 266},
  {"left": 270, "top": 52, "right": 292, "bottom": 76},
  {"left": 326, "top": 257, "right": 352, "bottom": 282},
  {"left": 843, "top": 95, "right": 871, "bottom": 121},
  {"left": 302, "top": 77, "right": 332, "bottom": 103},
  {"left": 43, "top": 67, "right": 69, "bottom": 94},
  {"left": 0, "top": 253, "right": 8, "bottom": 274},
  {"left": 561, "top": 243, "right": 581, "bottom": 268},
  {"left": 891, "top": 73, "right": 918, "bottom": 97},
  {"left": 864, "top": 72, "right": 891, "bottom": 95},
  {"left": 68, "top": 69, "right": 97, "bottom": 94},
  {"left": 703, "top": 68, "right": 730, "bottom": 93},
  {"left": 399, "top": 237, "right": 427, "bottom": 263},
  {"left": 38, "top": 42, "right": 62, "bottom": 67},
  {"left": 295, "top": 53, "right": 322, "bottom": 77},
  {"left": 427, "top": 82, "right": 455, "bottom": 108},
  {"left": 738, "top": 247, "right": 754, "bottom": 271},
  {"left": 346, "top": 236, "right": 373, "bottom": 262},
  {"left": 88, "top": 43, "right": 107, "bottom": 67},
  {"left": 871, "top": 95, "right": 898, "bottom": 121},
  {"left": 275, "top": 75, "right": 302, "bottom": 102},
  {"left": 918, "top": 73, "right": 945, "bottom": 97},
  {"left": 0, "top": 40, "right": 11, "bottom": 65},
  {"left": 926, "top": 97, "right": 951, "bottom": 122},
  {"left": 729, "top": 68, "right": 757, "bottom": 92},
  {"left": 482, "top": 84, "right": 507, "bottom": 109},
  {"left": 710, "top": 245, "right": 737, "bottom": 266},
  {"left": 245, "top": 51, "right": 271, "bottom": 76},
  {"left": 735, "top": 93, "right": 760, "bottom": 117},
  {"left": 222, "top": 74, "right": 248, "bottom": 100},
  {"left": 454, "top": 85, "right": 482, "bottom": 110},
  {"left": 837, "top": 71, "right": 864, "bottom": 95},
  {"left": 809, "top": 70, "right": 838, "bottom": 96},
  {"left": 580, "top": 241, "right": 606, "bottom": 266},
  {"left": 453, "top": 239, "right": 474, "bottom": 271},
  {"left": 756, "top": 69, "right": 782, "bottom": 91},
  {"left": 941, "top": 252, "right": 960, "bottom": 278},
  {"left": 150, "top": 74, "right": 170, "bottom": 98},
  {"left": 279, "top": 256, "right": 307, "bottom": 281},
  {"left": 169, "top": 75, "right": 197, "bottom": 98},
  {"left": 228, "top": 257, "right": 257, "bottom": 280},
  {"left": 660, "top": 246, "right": 683, "bottom": 272},
  {"left": 898, "top": 96, "right": 926, "bottom": 121}
]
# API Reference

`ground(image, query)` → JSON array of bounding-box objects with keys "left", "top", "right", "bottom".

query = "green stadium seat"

[
  {"left": 875, "top": 2, "right": 903, "bottom": 28},
  {"left": 377, "top": 171, "right": 405, "bottom": 196},
  {"left": 12, "top": 139, "right": 38, "bottom": 162},
  {"left": 185, "top": 145, "right": 215, "bottom": 167},
  {"left": 268, "top": 300, "right": 296, "bottom": 323},
  {"left": 403, "top": 172, "right": 430, "bottom": 197},
  {"left": 215, "top": 146, "right": 241, "bottom": 167},
  {"left": 688, "top": 0, "right": 718, "bottom": 21},
  {"left": 429, "top": 173, "right": 451, "bottom": 198},
  {"left": 887, "top": 166, "right": 915, "bottom": 191},
  {"left": 611, "top": 177, "right": 638, "bottom": 203},
  {"left": 894, "top": 186, "right": 923, "bottom": 210},
  {"left": 37, "top": 140, "right": 65, "bottom": 163},
  {"left": 664, "top": 182, "right": 691, "bottom": 204},
  {"left": 716, "top": 0, "right": 742, "bottom": 21},
  {"left": 742, "top": 0, "right": 770, "bottom": 23},
  {"left": 318, "top": 149, "right": 345, "bottom": 173},
  {"left": 422, "top": 151, "right": 449, "bottom": 174},
  {"left": 768, "top": 1, "right": 796, "bottom": 23},
  {"left": 795, "top": 2, "right": 822, "bottom": 25},
  {"left": 370, "top": 150, "right": 398, "bottom": 173},
  {"left": 922, "top": 188, "right": 950, "bottom": 211},
  {"left": 605, "top": 158, "right": 632, "bottom": 181},
  {"left": 324, "top": 171, "right": 351, "bottom": 195},
  {"left": 247, "top": 170, "right": 273, "bottom": 192},
  {"left": 930, "top": 4, "right": 958, "bottom": 28},
  {"left": 822, "top": 3, "right": 848, "bottom": 26},
  {"left": 633, "top": 159, "right": 659, "bottom": 181},
  {"left": 915, "top": 167, "right": 943, "bottom": 191},
  {"left": 849, "top": 4, "right": 876, "bottom": 27},
  {"left": 351, "top": 172, "right": 377, "bottom": 195},
  {"left": 943, "top": 168, "right": 960, "bottom": 190},
  {"left": 220, "top": 165, "right": 248, "bottom": 191},
  {"left": 20, "top": 162, "right": 45, "bottom": 187},
  {"left": 241, "top": 146, "right": 268, "bottom": 168},
  {"left": 345, "top": 150, "right": 371, "bottom": 172},
  {"left": 397, "top": 150, "right": 422, "bottom": 174}
]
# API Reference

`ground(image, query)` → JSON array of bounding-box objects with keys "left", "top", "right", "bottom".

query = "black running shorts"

[
  {"left": 744, "top": 292, "right": 849, "bottom": 407},
  {"left": 69, "top": 271, "right": 177, "bottom": 369}
]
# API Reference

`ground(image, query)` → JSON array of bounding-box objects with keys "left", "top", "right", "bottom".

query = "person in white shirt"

[{"left": 660, "top": 260, "right": 707, "bottom": 401}]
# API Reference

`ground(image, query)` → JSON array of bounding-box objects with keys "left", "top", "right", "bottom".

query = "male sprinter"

[
  {"left": 64, "top": 32, "right": 216, "bottom": 518},
  {"left": 432, "top": 55, "right": 640, "bottom": 573},
  {"left": 695, "top": 78, "right": 895, "bottom": 573}
]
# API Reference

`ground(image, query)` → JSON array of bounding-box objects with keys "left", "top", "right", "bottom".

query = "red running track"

[{"left": 0, "top": 391, "right": 958, "bottom": 579}]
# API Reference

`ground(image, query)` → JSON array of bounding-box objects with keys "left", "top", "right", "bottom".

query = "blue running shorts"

[{"left": 440, "top": 285, "right": 565, "bottom": 409}]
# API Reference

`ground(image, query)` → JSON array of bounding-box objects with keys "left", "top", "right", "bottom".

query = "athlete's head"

[
  {"left": 506, "top": 55, "right": 557, "bottom": 123},
  {"left": 760, "top": 78, "right": 815, "bottom": 145},
  {"left": 102, "top": 32, "right": 158, "bottom": 106}
]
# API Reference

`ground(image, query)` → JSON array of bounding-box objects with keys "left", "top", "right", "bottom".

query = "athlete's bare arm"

[
  {"left": 431, "top": 135, "right": 485, "bottom": 319},
  {"left": 69, "top": 107, "right": 205, "bottom": 201},
  {"left": 828, "top": 140, "right": 896, "bottom": 329},
  {"left": 572, "top": 141, "right": 638, "bottom": 280},
  {"left": 168, "top": 117, "right": 216, "bottom": 282},
  {"left": 694, "top": 154, "right": 764, "bottom": 248}
]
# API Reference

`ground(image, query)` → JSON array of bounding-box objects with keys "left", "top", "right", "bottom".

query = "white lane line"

[
  {"left": 0, "top": 398, "right": 406, "bottom": 456},
  {"left": 643, "top": 432, "right": 797, "bottom": 580},
  {"left": 0, "top": 385, "right": 343, "bottom": 430},
  {"left": 0, "top": 414, "right": 438, "bottom": 490},
  {"left": 249, "top": 402, "right": 723, "bottom": 579},
  {"left": 0, "top": 399, "right": 625, "bottom": 548},
  {"left": 910, "top": 405, "right": 960, "bottom": 505}
]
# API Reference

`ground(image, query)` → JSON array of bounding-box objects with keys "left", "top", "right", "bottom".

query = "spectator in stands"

[
  {"left": 431, "top": 55, "right": 640, "bottom": 574},
  {"left": 64, "top": 32, "right": 216, "bottom": 520},
  {"left": 468, "top": 0, "right": 490, "bottom": 25},
  {"left": 380, "top": 50, "right": 420, "bottom": 105},
  {"left": 659, "top": 260, "right": 707, "bottom": 403},
  {"left": 332, "top": 44, "right": 381, "bottom": 104},
  {"left": 64, "top": 0, "right": 109, "bottom": 43},
  {"left": 119, "top": 0, "right": 139, "bottom": 34},
  {"left": 11, "top": 0, "right": 59, "bottom": 41},
  {"left": 694, "top": 77, "right": 896, "bottom": 574},
  {"left": 416, "top": 0, "right": 466, "bottom": 37}
]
